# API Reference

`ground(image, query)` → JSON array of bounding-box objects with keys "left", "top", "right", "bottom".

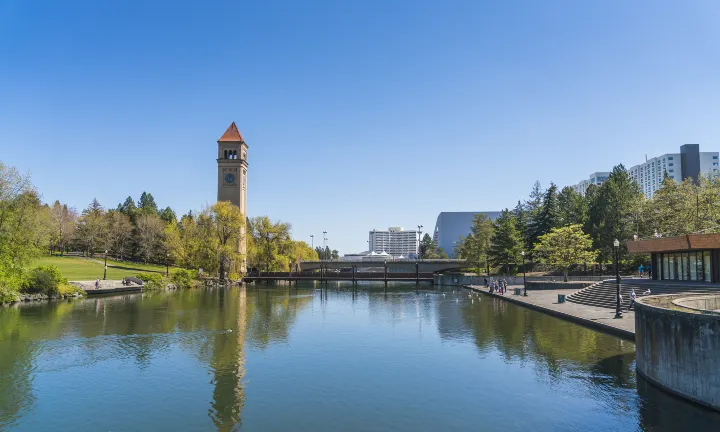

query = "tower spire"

[{"left": 218, "top": 122, "right": 245, "bottom": 142}]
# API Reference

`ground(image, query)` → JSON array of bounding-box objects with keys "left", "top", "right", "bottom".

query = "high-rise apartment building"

[
  {"left": 572, "top": 144, "right": 719, "bottom": 198},
  {"left": 369, "top": 227, "right": 419, "bottom": 258}
]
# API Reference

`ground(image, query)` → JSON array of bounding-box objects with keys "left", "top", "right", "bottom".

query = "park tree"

[
  {"left": 527, "top": 182, "right": 560, "bottom": 250},
  {"left": 159, "top": 206, "right": 177, "bottom": 224},
  {"left": 521, "top": 181, "right": 544, "bottom": 247},
  {"left": 134, "top": 213, "right": 165, "bottom": 263},
  {"left": 290, "top": 241, "right": 318, "bottom": 269},
  {"left": 557, "top": 186, "right": 587, "bottom": 227},
  {"left": 106, "top": 210, "right": 133, "bottom": 260},
  {"left": 586, "top": 165, "right": 642, "bottom": 264},
  {"left": 137, "top": 192, "right": 158, "bottom": 215},
  {"left": 74, "top": 198, "right": 107, "bottom": 257},
  {"left": 534, "top": 224, "right": 597, "bottom": 282},
  {"left": 455, "top": 214, "right": 494, "bottom": 274},
  {"left": 489, "top": 209, "right": 523, "bottom": 274},
  {"left": 0, "top": 162, "right": 44, "bottom": 289},
  {"left": 117, "top": 196, "right": 138, "bottom": 222},
  {"left": 198, "top": 201, "right": 245, "bottom": 278},
  {"left": 419, "top": 233, "right": 436, "bottom": 258},
  {"left": 165, "top": 217, "right": 199, "bottom": 270},
  {"left": 248, "top": 216, "right": 292, "bottom": 271},
  {"left": 49, "top": 201, "right": 78, "bottom": 255}
]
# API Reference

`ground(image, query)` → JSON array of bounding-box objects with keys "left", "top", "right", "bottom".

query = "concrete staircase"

[{"left": 566, "top": 279, "right": 720, "bottom": 309}]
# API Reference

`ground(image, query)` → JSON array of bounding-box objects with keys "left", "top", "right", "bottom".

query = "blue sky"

[{"left": 2, "top": 0, "right": 720, "bottom": 254}]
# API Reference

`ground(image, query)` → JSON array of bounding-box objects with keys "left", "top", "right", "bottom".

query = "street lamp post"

[
  {"left": 417, "top": 225, "right": 423, "bottom": 258},
  {"left": 613, "top": 239, "right": 623, "bottom": 318},
  {"left": 103, "top": 250, "right": 108, "bottom": 280},
  {"left": 166, "top": 252, "right": 170, "bottom": 277},
  {"left": 521, "top": 251, "right": 527, "bottom": 296},
  {"left": 323, "top": 231, "right": 327, "bottom": 259},
  {"left": 310, "top": 234, "right": 314, "bottom": 252}
]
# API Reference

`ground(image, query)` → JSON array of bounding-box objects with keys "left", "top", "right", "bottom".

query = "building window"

[
  {"left": 668, "top": 156, "right": 673, "bottom": 160},
  {"left": 714, "top": 156, "right": 719, "bottom": 160}
]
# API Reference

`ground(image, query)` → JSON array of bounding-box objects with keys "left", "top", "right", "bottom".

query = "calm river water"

[{"left": 1, "top": 283, "right": 718, "bottom": 431}]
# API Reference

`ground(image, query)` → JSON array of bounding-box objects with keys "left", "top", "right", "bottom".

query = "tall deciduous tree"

[
  {"left": 489, "top": 209, "right": 523, "bottom": 274},
  {"left": 50, "top": 201, "right": 77, "bottom": 255},
  {"left": 198, "top": 201, "right": 246, "bottom": 278},
  {"left": 74, "top": 199, "right": 107, "bottom": 257},
  {"left": 0, "top": 162, "right": 43, "bottom": 288},
  {"left": 106, "top": 210, "right": 133, "bottom": 260},
  {"left": 248, "top": 216, "right": 292, "bottom": 271},
  {"left": 134, "top": 213, "right": 165, "bottom": 263},
  {"left": 534, "top": 224, "right": 597, "bottom": 281}
]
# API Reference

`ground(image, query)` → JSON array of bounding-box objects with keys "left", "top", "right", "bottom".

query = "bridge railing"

[{"left": 245, "top": 272, "right": 435, "bottom": 280}]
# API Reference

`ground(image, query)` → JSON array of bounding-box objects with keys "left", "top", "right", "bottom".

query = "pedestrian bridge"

[{"left": 298, "top": 259, "right": 469, "bottom": 273}]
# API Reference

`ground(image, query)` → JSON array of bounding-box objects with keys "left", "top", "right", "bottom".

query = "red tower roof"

[{"left": 218, "top": 122, "right": 245, "bottom": 142}]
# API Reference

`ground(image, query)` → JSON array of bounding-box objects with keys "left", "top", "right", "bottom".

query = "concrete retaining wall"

[
  {"left": 672, "top": 295, "right": 720, "bottom": 315},
  {"left": 635, "top": 295, "right": 720, "bottom": 411}
]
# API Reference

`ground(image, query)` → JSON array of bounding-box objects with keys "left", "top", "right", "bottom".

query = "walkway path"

[{"left": 466, "top": 285, "right": 635, "bottom": 340}]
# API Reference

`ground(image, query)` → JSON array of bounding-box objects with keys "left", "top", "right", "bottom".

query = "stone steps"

[{"left": 566, "top": 280, "right": 720, "bottom": 309}]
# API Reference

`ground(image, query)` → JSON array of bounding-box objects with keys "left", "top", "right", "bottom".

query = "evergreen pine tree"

[{"left": 489, "top": 209, "right": 523, "bottom": 274}]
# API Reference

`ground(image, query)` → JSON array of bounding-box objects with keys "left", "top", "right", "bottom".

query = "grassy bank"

[{"left": 32, "top": 256, "right": 177, "bottom": 280}]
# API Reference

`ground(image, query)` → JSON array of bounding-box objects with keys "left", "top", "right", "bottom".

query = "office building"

[
  {"left": 369, "top": 227, "right": 419, "bottom": 258},
  {"left": 572, "top": 144, "right": 719, "bottom": 198},
  {"left": 433, "top": 212, "right": 502, "bottom": 258}
]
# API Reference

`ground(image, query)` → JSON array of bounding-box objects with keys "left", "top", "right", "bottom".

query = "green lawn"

[{"left": 32, "top": 256, "right": 176, "bottom": 281}]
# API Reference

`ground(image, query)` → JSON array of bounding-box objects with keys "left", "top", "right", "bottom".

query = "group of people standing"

[{"left": 484, "top": 277, "right": 508, "bottom": 295}]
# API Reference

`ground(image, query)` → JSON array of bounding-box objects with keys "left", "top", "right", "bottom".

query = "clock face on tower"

[{"left": 224, "top": 173, "right": 236, "bottom": 184}]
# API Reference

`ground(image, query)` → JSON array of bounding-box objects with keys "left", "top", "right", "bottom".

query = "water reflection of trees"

[
  {"left": 0, "top": 287, "right": 313, "bottom": 431},
  {"left": 458, "top": 296, "right": 635, "bottom": 374}
]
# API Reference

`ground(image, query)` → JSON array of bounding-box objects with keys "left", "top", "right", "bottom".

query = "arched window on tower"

[
  {"left": 224, "top": 149, "right": 228, "bottom": 159},
  {"left": 233, "top": 150, "right": 237, "bottom": 159}
]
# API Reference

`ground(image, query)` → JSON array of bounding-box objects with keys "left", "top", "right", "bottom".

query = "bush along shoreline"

[
  {"left": 2, "top": 267, "right": 206, "bottom": 306},
  {"left": 1, "top": 265, "right": 86, "bottom": 305}
]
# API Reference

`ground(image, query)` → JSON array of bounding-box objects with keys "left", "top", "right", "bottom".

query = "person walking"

[
  {"left": 484, "top": 277, "right": 488, "bottom": 288},
  {"left": 629, "top": 289, "right": 637, "bottom": 309},
  {"left": 95, "top": 279, "right": 100, "bottom": 290}
]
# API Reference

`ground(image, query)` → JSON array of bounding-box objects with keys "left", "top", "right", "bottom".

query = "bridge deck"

[{"left": 244, "top": 272, "right": 434, "bottom": 282}]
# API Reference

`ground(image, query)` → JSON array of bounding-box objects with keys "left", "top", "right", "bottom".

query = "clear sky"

[{"left": 2, "top": 0, "right": 720, "bottom": 254}]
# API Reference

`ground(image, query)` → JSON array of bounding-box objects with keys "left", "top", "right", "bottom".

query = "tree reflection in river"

[{"left": 0, "top": 286, "right": 313, "bottom": 431}]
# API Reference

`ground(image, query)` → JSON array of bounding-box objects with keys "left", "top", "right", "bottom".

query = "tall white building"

[
  {"left": 572, "top": 172, "right": 610, "bottom": 195},
  {"left": 572, "top": 144, "right": 719, "bottom": 198},
  {"left": 369, "top": 227, "right": 419, "bottom": 259}
]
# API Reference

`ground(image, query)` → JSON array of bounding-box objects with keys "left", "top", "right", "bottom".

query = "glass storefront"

[{"left": 656, "top": 251, "right": 713, "bottom": 282}]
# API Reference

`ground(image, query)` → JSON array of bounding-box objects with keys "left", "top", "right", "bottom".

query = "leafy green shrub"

[
  {"left": 0, "top": 286, "right": 21, "bottom": 304},
  {"left": 24, "top": 265, "right": 68, "bottom": 295},
  {"left": 171, "top": 269, "right": 198, "bottom": 289},
  {"left": 136, "top": 273, "right": 166, "bottom": 290},
  {"left": 58, "top": 284, "right": 85, "bottom": 297}
]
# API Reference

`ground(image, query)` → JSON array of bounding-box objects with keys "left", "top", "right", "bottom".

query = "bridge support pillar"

[
  {"left": 415, "top": 262, "right": 419, "bottom": 285},
  {"left": 384, "top": 262, "right": 388, "bottom": 287},
  {"left": 352, "top": 265, "right": 356, "bottom": 283}
]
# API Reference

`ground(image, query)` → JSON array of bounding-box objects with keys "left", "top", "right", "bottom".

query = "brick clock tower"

[{"left": 217, "top": 122, "right": 248, "bottom": 272}]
